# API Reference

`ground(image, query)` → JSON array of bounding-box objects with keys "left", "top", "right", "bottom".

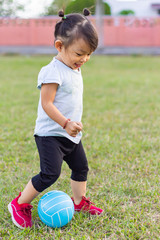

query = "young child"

[{"left": 8, "top": 8, "right": 103, "bottom": 229}]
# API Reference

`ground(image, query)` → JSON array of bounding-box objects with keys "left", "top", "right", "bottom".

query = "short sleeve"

[{"left": 37, "top": 61, "right": 62, "bottom": 89}]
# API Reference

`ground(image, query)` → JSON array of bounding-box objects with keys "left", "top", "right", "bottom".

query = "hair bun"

[
  {"left": 83, "top": 8, "right": 91, "bottom": 16},
  {"left": 58, "top": 10, "right": 64, "bottom": 18}
]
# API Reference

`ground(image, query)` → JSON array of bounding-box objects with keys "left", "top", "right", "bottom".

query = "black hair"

[{"left": 54, "top": 8, "right": 98, "bottom": 52}]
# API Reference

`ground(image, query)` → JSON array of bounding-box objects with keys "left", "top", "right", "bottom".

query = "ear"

[{"left": 55, "top": 40, "right": 63, "bottom": 52}]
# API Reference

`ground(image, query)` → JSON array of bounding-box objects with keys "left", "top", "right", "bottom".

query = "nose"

[{"left": 80, "top": 55, "right": 90, "bottom": 63}]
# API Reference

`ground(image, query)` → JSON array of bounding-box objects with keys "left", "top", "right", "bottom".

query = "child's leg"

[
  {"left": 66, "top": 142, "right": 103, "bottom": 215},
  {"left": 71, "top": 179, "right": 87, "bottom": 205},
  {"left": 64, "top": 141, "right": 89, "bottom": 204},
  {"left": 18, "top": 180, "right": 39, "bottom": 204},
  {"left": 71, "top": 179, "right": 103, "bottom": 215}
]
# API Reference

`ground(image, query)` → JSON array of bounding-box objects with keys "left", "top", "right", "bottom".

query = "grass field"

[{"left": 1, "top": 55, "right": 160, "bottom": 239}]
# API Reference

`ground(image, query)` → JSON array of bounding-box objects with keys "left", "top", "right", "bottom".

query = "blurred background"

[{"left": 0, "top": 0, "right": 160, "bottom": 55}]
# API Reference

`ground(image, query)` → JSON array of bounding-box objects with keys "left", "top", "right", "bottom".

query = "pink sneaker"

[
  {"left": 72, "top": 196, "right": 103, "bottom": 215},
  {"left": 8, "top": 192, "right": 33, "bottom": 229}
]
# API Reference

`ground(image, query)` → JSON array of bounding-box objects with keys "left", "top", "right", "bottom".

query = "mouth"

[{"left": 74, "top": 63, "right": 82, "bottom": 69}]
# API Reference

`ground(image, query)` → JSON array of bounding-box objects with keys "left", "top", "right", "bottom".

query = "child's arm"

[{"left": 41, "top": 83, "right": 82, "bottom": 137}]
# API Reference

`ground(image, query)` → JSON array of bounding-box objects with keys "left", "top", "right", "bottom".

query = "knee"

[
  {"left": 32, "top": 171, "right": 61, "bottom": 192},
  {"left": 41, "top": 172, "right": 60, "bottom": 187}
]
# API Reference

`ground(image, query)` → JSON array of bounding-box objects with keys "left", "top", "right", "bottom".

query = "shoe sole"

[{"left": 8, "top": 202, "right": 25, "bottom": 229}]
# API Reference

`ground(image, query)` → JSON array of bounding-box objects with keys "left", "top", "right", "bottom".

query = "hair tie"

[{"left": 62, "top": 16, "right": 67, "bottom": 20}]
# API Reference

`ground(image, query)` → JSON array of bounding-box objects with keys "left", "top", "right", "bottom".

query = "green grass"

[{"left": 1, "top": 55, "right": 160, "bottom": 239}]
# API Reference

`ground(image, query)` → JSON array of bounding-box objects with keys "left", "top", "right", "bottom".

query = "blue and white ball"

[{"left": 38, "top": 190, "right": 74, "bottom": 228}]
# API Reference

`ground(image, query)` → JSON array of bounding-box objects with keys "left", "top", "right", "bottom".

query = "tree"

[
  {"left": 119, "top": 10, "right": 135, "bottom": 16},
  {"left": 44, "top": 0, "right": 72, "bottom": 16},
  {"left": 65, "top": 0, "right": 110, "bottom": 15},
  {"left": 45, "top": 0, "right": 111, "bottom": 16},
  {"left": 0, "top": 0, "right": 24, "bottom": 17}
]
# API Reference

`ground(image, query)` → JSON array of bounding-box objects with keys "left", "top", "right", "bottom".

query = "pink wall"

[
  {"left": 103, "top": 17, "right": 160, "bottom": 46},
  {"left": 0, "top": 18, "right": 57, "bottom": 46},
  {"left": 0, "top": 17, "right": 160, "bottom": 46}
]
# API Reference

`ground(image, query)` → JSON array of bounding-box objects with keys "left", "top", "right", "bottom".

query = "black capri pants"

[{"left": 32, "top": 136, "right": 89, "bottom": 192}]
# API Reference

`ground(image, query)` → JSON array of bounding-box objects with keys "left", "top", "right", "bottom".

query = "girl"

[{"left": 8, "top": 8, "right": 103, "bottom": 229}]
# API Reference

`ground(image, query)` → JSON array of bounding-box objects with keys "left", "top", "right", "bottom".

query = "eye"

[{"left": 76, "top": 53, "right": 82, "bottom": 56}]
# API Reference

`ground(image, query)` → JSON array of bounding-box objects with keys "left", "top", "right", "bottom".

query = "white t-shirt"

[{"left": 34, "top": 57, "right": 83, "bottom": 144}]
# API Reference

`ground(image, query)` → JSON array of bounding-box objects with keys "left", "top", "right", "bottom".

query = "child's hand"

[{"left": 65, "top": 121, "right": 83, "bottom": 137}]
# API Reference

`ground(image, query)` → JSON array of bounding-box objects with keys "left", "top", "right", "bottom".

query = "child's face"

[{"left": 57, "top": 38, "right": 92, "bottom": 70}]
